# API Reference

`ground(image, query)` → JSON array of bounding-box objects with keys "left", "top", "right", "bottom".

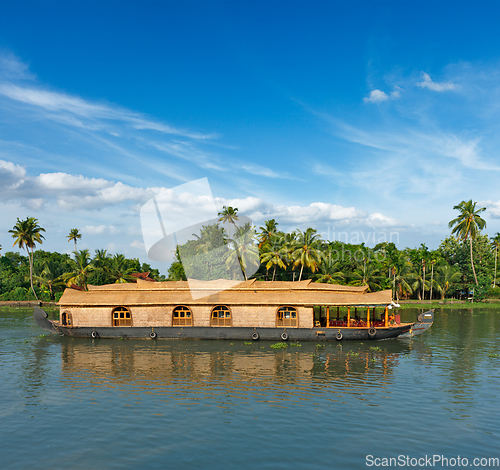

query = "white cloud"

[
  {"left": 364, "top": 87, "right": 402, "bottom": 103},
  {"left": 217, "top": 196, "right": 400, "bottom": 231},
  {"left": 84, "top": 225, "right": 120, "bottom": 235},
  {"left": 482, "top": 200, "right": 500, "bottom": 219},
  {"left": 364, "top": 89, "right": 389, "bottom": 103},
  {"left": 416, "top": 72, "right": 456, "bottom": 92},
  {"left": 131, "top": 240, "right": 145, "bottom": 249}
]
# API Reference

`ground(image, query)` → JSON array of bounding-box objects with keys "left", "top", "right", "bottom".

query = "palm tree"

[
  {"left": 9, "top": 217, "right": 45, "bottom": 299},
  {"left": 63, "top": 249, "right": 94, "bottom": 290},
  {"left": 490, "top": 233, "right": 500, "bottom": 287},
  {"left": 316, "top": 250, "right": 344, "bottom": 284},
  {"left": 435, "top": 265, "right": 462, "bottom": 300},
  {"left": 429, "top": 259, "right": 436, "bottom": 300},
  {"left": 107, "top": 254, "right": 136, "bottom": 283},
  {"left": 225, "top": 229, "right": 260, "bottom": 280},
  {"left": 93, "top": 249, "right": 110, "bottom": 269},
  {"left": 411, "top": 264, "right": 430, "bottom": 300},
  {"left": 391, "top": 252, "right": 414, "bottom": 302},
  {"left": 290, "top": 228, "right": 325, "bottom": 281},
  {"left": 34, "top": 261, "right": 65, "bottom": 300},
  {"left": 260, "top": 234, "right": 288, "bottom": 281},
  {"left": 67, "top": 228, "right": 82, "bottom": 252},
  {"left": 258, "top": 219, "right": 278, "bottom": 249},
  {"left": 218, "top": 206, "right": 239, "bottom": 239},
  {"left": 350, "top": 256, "right": 382, "bottom": 292},
  {"left": 193, "top": 223, "right": 227, "bottom": 253},
  {"left": 448, "top": 200, "right": 486, "bottom": 285}
]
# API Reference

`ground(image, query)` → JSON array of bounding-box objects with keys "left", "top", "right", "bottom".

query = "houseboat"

[{"left": 33, "top": 279, "right": 434, "bottom": 341}]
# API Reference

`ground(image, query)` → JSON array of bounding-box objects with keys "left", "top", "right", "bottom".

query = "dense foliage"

[
  {"left": 2, "top": 202, "right": 499, "bottom": 302},
  {"left": 0, "top": 249, "right": 164, "bottom": 301}
]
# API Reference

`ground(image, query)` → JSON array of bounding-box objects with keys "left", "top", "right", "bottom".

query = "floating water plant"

[{"left": 270, "top": 342, "right": 288, "bottom": 349}]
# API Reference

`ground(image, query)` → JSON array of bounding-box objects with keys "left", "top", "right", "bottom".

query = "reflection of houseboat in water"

[
  {"left": 34, "top": 279, "right": 433, "bottom": 341},
  {"left": 58, "top": 339, "right": 420, "bottom": 390}
]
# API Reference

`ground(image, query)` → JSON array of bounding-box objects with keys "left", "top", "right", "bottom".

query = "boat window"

[
  {"left": 211, "top": 305, "right": 231, "bottom": 327},
  {"left": 61, "top": 311, "right": 72, "bottom": 326},
  {"left": 277, "top": 306, "right": 298, "bottom": 327},
  {"left": 112, "top": 307, "right": 132, "bottom": 327},
  {"left": 173, "top": 306, "right": 192, "bottom": 326}
]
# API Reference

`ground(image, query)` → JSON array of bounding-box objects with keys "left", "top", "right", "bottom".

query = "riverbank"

[
  {"left": 398, "top": 299, "right": 500, "bottom": 309},
  {"left": 0, "top": 301, "right": 58, "bottom": 308}
]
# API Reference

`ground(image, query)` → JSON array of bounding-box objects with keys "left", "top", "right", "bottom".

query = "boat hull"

[{"left": 42, "top": 322, "right": 413, "bottom": 341}]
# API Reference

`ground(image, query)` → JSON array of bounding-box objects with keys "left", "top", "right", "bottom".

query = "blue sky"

[{"left": 1, "top": 1, "right": 500, "bottom": 271}]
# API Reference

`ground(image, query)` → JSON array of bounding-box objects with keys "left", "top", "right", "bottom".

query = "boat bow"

[{"left": 33, "top": 307, "right": 59, "bottom": 334}]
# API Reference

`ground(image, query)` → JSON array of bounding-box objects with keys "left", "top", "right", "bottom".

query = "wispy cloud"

[
  {"left": 0, "top": 52, "right": 290, "bottom": 186},
  {"left": 416, "top": 72, "right": 456, "bottom": 92}
]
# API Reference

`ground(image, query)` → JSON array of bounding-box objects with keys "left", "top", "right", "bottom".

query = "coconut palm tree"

[
  {"left": 448, "top": 200, "right": 486, "bottom": 285},
  {"left": 435, "top": 265, "right": 462, "bottom": 300},
  {"left": 490, "top": 233, "right": 500, "bottom": 287},
  {"left": 9, "top": 217, "right": 45, "bottom": 299},
  {"left": 260, "top": 234, "right": 288, "bottom": 281},
  {"left": 67, "top": 228, "right": 82, "bottom": 252},
  {"left": 63, "top": 249, "right": 94, "bottom": 290},
  {"left": 258, "top": 219, "right": 278, "bottom": 249},
  {"left": 34, "top": 261, "right": 65, "bottom": 300},
  {"left": 290, "top": 228, "right": 325, "bottom": 281},
  {"left": 350, "top": 255, "right": 382, "bottom": 292},
  {"left": 107, "top": 254, "right": 136, "bottom": 283},
  {"left": 193, "top": 223, "right": 227, "bottom": 253},
  {"left": 225, "top": 229, "right": 260, "bottom": 280},
  {"left": 391, "top": 252, "right": 415, "bottom": 302},
  {"left": 429, "top": 259, "right": 436, "bottom": 301},
  {"left": 316, "top": 250, "right": 344, "bottom": 285},
  {"left": 217, "top": 206, "right": 239, "bottom": 239}
]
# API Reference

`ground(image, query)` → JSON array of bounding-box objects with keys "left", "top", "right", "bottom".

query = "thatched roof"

[{"left": 60, "top": 279, "right": 392, "bottom": 307}]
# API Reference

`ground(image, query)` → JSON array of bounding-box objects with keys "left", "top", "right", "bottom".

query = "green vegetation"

[
  {"left": 2, "top": 199, "right": 500, "bottom": 302},
  {"left": 0, "top": 219, "right": 164, "bottom": 301},
  {"left": 270, "top": 342, "right": 288, "bottom": 349}
]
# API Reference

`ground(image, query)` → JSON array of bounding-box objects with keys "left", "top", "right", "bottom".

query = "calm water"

[{"left": 1, "top": 308, "right": 499, "bottom": 469}]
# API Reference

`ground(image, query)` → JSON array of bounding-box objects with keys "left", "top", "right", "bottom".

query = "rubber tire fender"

[
  {"left": 280, "top": 332, "right": 289, "bottom": 341},
  {"left": 91, "top": 331, "right": 99, "bottom": 339},
  {"left": 368, "top": 327, "right": 377, "bottom": 339},
  {"left": 336, "top": 331, "right": 343, "bottom": 341},
  {"left": 150, "top": 331, "right": 158, "bottom": 339},
  {"left": 252, "top": 332, "right": 259, "bottom": 341}
]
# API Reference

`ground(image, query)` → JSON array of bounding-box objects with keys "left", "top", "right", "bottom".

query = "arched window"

[
  {"left": 61, "top": 312, "right": 72, "bottom": 326},
  {"left": 277, "top": 306, "right": 298, "bottom": 327},
  {"left": 173, "top": 305, "right": 192, "bottom": 326},
  {"left": 211, "top": 305, "right": 232, "bottom": 327},
  {"left": 112, "top": 306, "right": 132, "bottom": 326}
]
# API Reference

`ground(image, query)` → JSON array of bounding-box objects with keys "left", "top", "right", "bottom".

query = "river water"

[{"left": 1, "top": 307, "right": 499, "bottom": 469}]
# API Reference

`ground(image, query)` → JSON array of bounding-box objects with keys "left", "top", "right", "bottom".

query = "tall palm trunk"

[
  {"left": 272, "top": 265, "right": 277, "bottom": 282},
  {"left": 430, "top": 263, "right": 434, "bottom": 301},
  {"left": 299, "top": 264, "right": 304, "bottom": 281},
  {"left": 422, "top": 262, "right": 426, "bottom": 300},
  {"left": 29, "top": 245, "right": 37, "bottom": 300},
  {"left": 469, "top": 237, "right": 478, "bottom": 285},
  {"left": 494, "top": 247, "right": 498, "bottom": 288}
]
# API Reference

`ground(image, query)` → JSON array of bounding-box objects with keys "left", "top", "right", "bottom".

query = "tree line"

[
  {"left": 1, "top": 200, "right": 499, "bottom": 302},
  {"left": 0, "top": 223, "right": 164, "bottom": 302}
]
